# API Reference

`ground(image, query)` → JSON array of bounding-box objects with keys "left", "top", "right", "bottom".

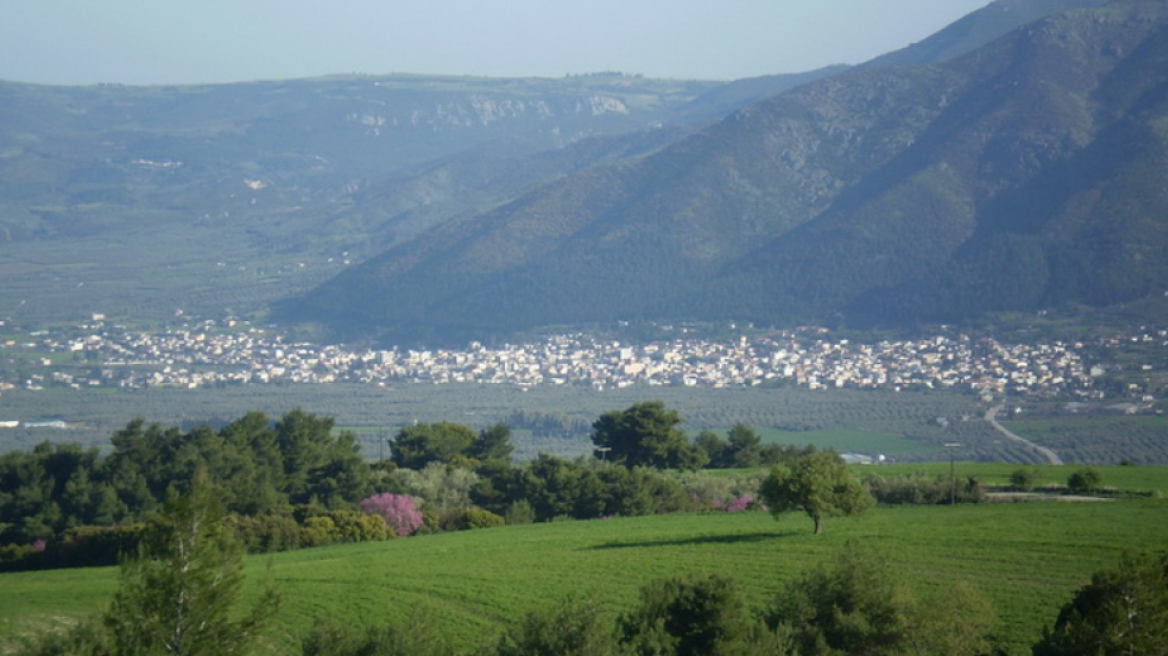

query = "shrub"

[
  {"left": 619, "top": 573, "right": 783, "bottom": 656},
  {"left": 1009, "top": 467, "right": 1040, "bottom": 491},
  {"left": 865, "top": 472, "right": 984, "bottom": 505},
  {"left": 1067, "top": 468, "right": 1102, "bottom": 494},
  {"left": 463, "top": 507, "right": 505, "bottom": 529},
  {"left": 227, "top": 511, "right": 303, "bottom": 552},
  {"left": 490, "top": 595, "right": 618, "bottom": 656}
]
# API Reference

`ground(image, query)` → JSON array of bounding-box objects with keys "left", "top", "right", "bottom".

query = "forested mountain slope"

[{"left": 284, "top": 0, "right": 1168, "bottom": 344}]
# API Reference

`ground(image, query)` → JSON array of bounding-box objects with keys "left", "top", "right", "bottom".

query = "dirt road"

[{"left": 985, "top": 405, "right": 1064, "bottom": 466}]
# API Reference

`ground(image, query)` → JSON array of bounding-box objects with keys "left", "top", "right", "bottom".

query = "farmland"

[
  {"left": 1001, "top": 415, "right": 1168, "bottom": 465},
  {"left": 0, "top": 384, "right": 1004, "bottom": 461},
  {"left": 2, "top": 491, "right": 1167, "bottom": 655}
]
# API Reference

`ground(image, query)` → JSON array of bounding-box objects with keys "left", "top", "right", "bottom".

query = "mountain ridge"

[{"left": 282, "top": 0, "right": 1168, "bottom": 345}]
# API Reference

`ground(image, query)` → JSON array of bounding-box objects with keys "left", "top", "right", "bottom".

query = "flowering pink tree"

[
  {"left": 359, "top": 493, "right": 424, "bottom": 537},
  {"left": 711, "top": 496, "right": 755, "bottom": 513}
]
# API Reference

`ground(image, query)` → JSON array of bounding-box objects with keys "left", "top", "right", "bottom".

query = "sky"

[{"left": 0, "top": 1, "right": 994, "bottom": 86}]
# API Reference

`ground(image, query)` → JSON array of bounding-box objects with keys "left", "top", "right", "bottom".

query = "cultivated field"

[
  {"left": 0, "top": 384, "right": 1009, "bottom": 461},
  {"left": 2, "top": 490, "right": 1167, "bottom": 655},
  {"left": 1002, "top": 415, "right": 1168, "bottom": 465}
]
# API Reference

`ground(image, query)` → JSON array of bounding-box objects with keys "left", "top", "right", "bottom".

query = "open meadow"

[{"left": 2, "top": 489, "right": 1167, "bottom": 655}]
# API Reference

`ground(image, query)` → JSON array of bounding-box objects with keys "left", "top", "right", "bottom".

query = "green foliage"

[
  {"left": 902, "top": 580, "right": 1001, "bottom": 656},
  {"left": 491, "top": 595, "right": 618, "bottom": 656},
  {"left": 390, "top": 462, "right": 480, "bottom": 512},
  {"left": 618, "top": 574, "right": 779, "bottom": 656},
  {"left": 103, "top": 472, "right": 280, "bottom": 656},
  {"left": 766, "top": 541, "right": 907, "bottom": 655},
  {"left": 471, "top": 423, "right": 515, "bottom": 465},
  {"left": 864, "top": 471, "right": 984, "bottom": 505},
  {"left": 760, "top": 450, "right": 875, "bottom": 534},
  {"left": 695, "top": 424, "right": 791, "bottom": 470},
  {"left": 1011, "top": 467, "right": 1041, "bottom": 491},
  {"left": 6, "top": 500, "right": 1168, "bottom": 654},
  {"left": 461, "top": 508, "right": 505, "bottom": 530},
  {"left": 591, "top": 402, "right": 707, "bottom": 471},
  {"left": 0, "top": 409, "right": 381, "bottom": 569},
  {"left": 1033, "top": 551, "right": 1168, "bottom": 656},
  {"left": 669, "top": 470, "right": 765, "bottom": 511},
  {"left": 766, "top": 541, "right": 999, "bottom": 656},
  {"left": 485, "top": 455, "right": 693, "bottom": 522},
  {"left": 1067, "top": 468, "right": 1103, "bottom": 494},
  {"left": 389, "top": 422, "right": 478, "bottom": 470},
  {"left": 725, "top": 425, "right": 764, "bottom": 469},
  {"left": 695, "top": 431, "right": 730, "bottom": 468},
  {"left": 504, "top": 500, "right": 536, "bottom": 525},
  {"left": 7, "top": 472, "right": 280, "bottom": 656}
]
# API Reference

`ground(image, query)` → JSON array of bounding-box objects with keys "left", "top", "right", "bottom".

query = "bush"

[
  {"left": 1067, "top": 468, "right": 1102, "bottom": 494},
  {"left": 431, "top": 507, "right": 504, "bottom": 531},
  {"left": 227, "top": 511, "right": 303, "bottom": 552},
  {"left": 491, "top": 595, "right": 618, "bottom": 656},
  {"left": 671, "top": 471, "right": 764, "bottom": 512},
  {"left": 1009, "top": 467, "right": 1040, "bottom": 491},
  {"left": 865, "top": 473, "right": 984, "bottom": 505},
  {"left": 463, "top": 507, "right": 505, "bottom": 529},
  {"left": 619, "top": 573, "right": 786, "bottom": 656}
]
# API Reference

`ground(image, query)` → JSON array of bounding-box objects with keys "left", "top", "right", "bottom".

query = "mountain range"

[
  {"left": 282, "top": 0, "right": 1168, "bottom": 344},
  {"left": 2, "top": 0, "right": 1162, "bottom": 345}
]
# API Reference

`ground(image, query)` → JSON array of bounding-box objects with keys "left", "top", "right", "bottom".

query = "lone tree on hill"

[
  {"left": 759, "top": 449, "right": 874, "bottom": 535},
  {"left": 591, "top": 401, "right": 707, "bottom": 471}
]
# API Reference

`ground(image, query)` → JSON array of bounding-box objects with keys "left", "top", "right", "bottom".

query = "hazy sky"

[{"left": 1, "top": 1, "right": 994, "bottom": 86}]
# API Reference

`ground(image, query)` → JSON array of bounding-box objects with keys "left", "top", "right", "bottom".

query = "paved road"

[{"left": 985, "top": 405, "right": 1064, "bottom": 466}]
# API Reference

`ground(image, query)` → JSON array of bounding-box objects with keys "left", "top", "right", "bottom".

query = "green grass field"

[
  {"left": 4, "top": 497, "right": 1168, "bottom": 655},
  {"left": 868, "top": 462, "right": 1168, "bottom": 495},
  {"left": 755, "top": 427, "right": 938, "bottom": 457}
]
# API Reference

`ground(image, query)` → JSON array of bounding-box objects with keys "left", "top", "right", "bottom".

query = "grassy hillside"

[{"left": 3, "top": 493, "right": 1167, "bottom": 655}]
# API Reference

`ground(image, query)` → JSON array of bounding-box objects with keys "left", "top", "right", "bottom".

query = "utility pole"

[{"left": 945, "top": 442, "right": 962, "bottom": 505}]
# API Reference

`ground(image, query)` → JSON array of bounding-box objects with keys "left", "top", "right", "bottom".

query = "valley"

[{"left": 4, "top": 2, "right": 1168, "bottom": 655}]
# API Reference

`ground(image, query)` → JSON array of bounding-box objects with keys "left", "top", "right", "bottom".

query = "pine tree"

[{"left": 104, "top": 470, "right": 279, "bottom": 656}]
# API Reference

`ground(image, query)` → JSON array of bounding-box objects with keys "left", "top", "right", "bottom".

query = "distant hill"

[
  {"left": 0, "top": 74, "right": 723, "bottom": 322},
  {"left": 283, "top": 0, "right": 1168, "bottom": 345}
]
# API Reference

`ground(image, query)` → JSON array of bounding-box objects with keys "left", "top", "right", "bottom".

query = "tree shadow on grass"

[{"left": 589, "top": 531, "right": 800, "bottom": 550}]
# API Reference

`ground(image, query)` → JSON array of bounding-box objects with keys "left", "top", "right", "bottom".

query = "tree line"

[{"left": 3, "top": 400, "right": 981, "bottom": 571}]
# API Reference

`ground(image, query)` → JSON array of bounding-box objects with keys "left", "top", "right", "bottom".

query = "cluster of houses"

[{"left": 0, "top": 319, "right": 1105, "bottom": 399}]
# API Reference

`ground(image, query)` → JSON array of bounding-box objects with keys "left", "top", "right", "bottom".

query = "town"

[{"left": 3, "top": 317, "right": 1137, "bottom": 402}]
